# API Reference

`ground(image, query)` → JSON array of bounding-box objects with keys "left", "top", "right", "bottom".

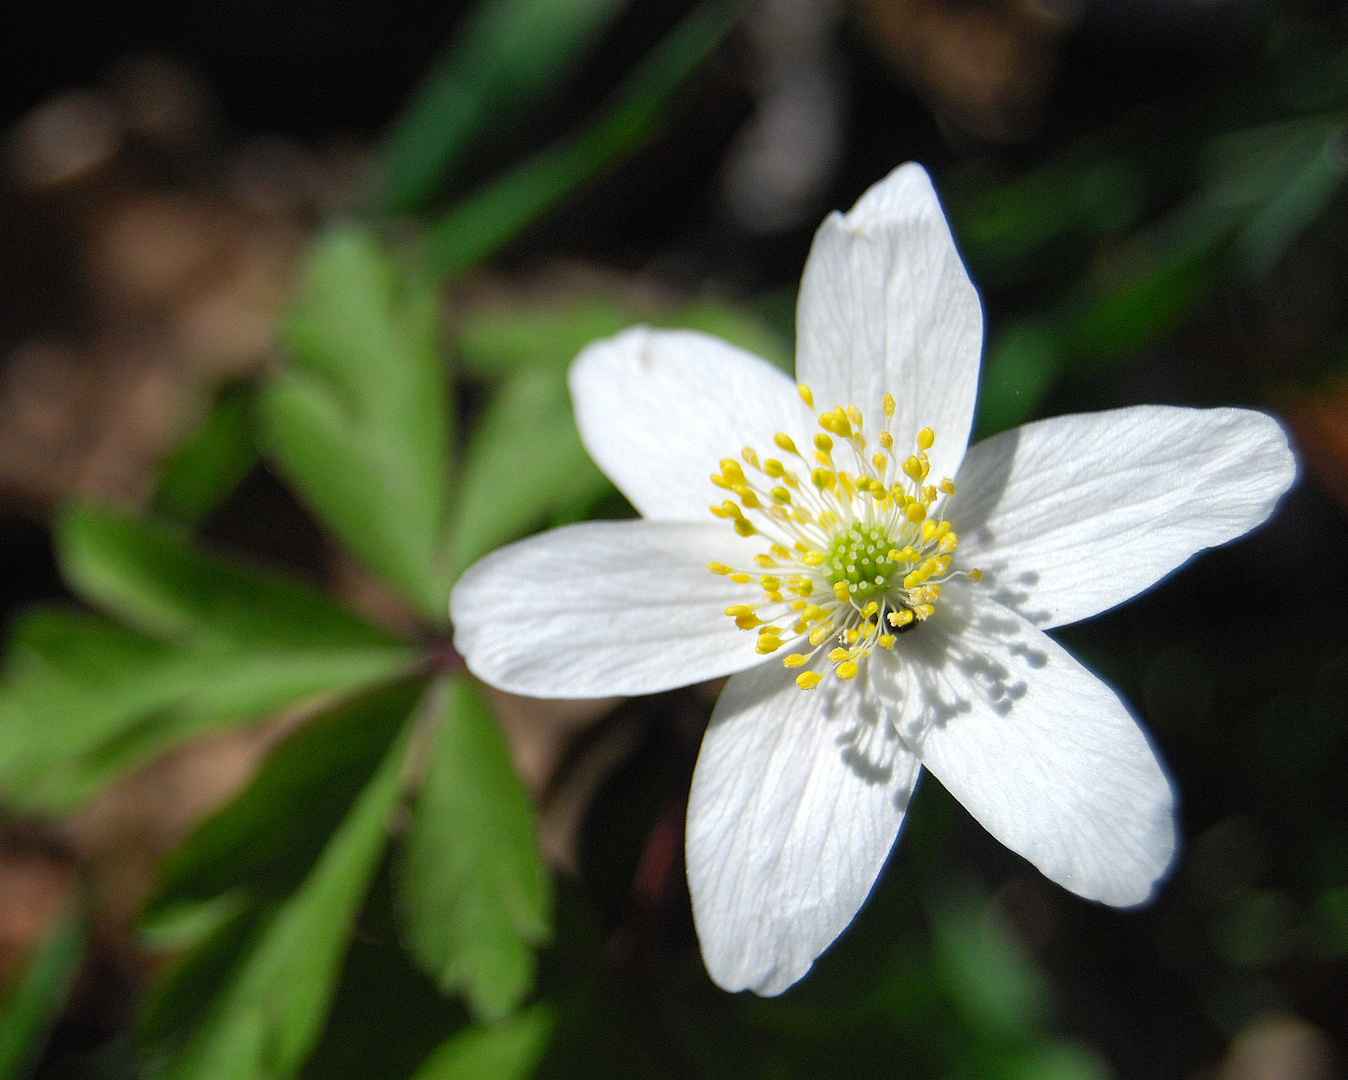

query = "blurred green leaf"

[
  {"left": 264, "top": 227, "right": 451, "bottom": 622},
  {"left": 445, "top": 293, "right": 785, "bottom": 571},
  {"left": 983, "top": 1040, "right": 1112, "bottom": 1080},
  {"left": 424, "top": 0, "right": 742, "bottom": 282},
  {"left": 151, "top": 681, "right": 424, "bottom": 912},
  {"left": 447, "top": 364, "right": 610, "bottom": 578},
  {"left": 58, "top": 502, "right": 396, "bottom": 651},
  {"left": 457, "top": 294, "right": 787, "bottom": 378},
  {"left": 457, "top": 299, "right": 633, "bottom": 377},
  {"left": 160, "top": 709, "right": 414, "bottom": 1080},
  {"left": 0, "top": 606, "right": 414, "bottom": 813},
  {"left": 404, "top": 675, "right": 551, "bottom": 1021},
  {"left": 670, "top": 299, "right": 792, "bottom": 373},
  {"left": 380, "top": 0, "right": 632, "bottom": 213},
  {"left": 1212, "top": 889, "right": 1297, "bottom": 968},
  {"left": 410, "top": 1005, "right": 554, "bottom": 1080},
  {"left": 0, "top": 904, "right": 86, "bottom": 1080},
  {"left": 154, "top": 385, "right": 260, "bottom": 525},
  {"left": 930, "top": 887, "right": 1049, "bottom": 1041}
]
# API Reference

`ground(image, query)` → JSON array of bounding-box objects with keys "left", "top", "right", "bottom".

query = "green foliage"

[
  {"left": 410, "top": 1006, "right": 554, "bottom": 1080},
  {"left": 0, "top": 606, "right": 412, "bottom": 813},
  {"left": 380, "top": 0, "right": 633, "bottom": 213},
  {"left": 0, "top": 905, "right": 87, "bottom": 1080},
  {"left": 959, "top": 99, "right": 1348, "bottom": 435},
  {"left": 154, "top": 386, "right": 260, "bottom": 525},
  {"left": 404, "top": 675, "right": 552, "bottom": 1021},
  {"left": 264, "top": 227, "right": 452, "bottom": 621},
  {"left": 423, "top": 0, "right": 743, "bottom": 282},
  {"left": 153, "top": 703, "right": 414, "bottom": 1080},
  {"left": 150, "top": 682, "right": 425, "bottom": 913},
  {"left": 448, "top": 363, "right": 610, "bottom": 578},
  {"left": 447, "top": 294, "right": 788, "bottom": 570},
  {"left": 929, "top": 887, "right": 1049, "bottom": 1040},
  {"left": 57, "top": 503, "right": 397, "bottom": 651}
]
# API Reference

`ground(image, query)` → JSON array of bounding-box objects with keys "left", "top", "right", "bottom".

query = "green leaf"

[
  {"left": 57, "top": 502, "right": 396, "bottom": 651},
  {"left": 404, "top": 675, "right": 552, "bottom": 1021},
  {"left": 151, "top": 681, "right": 425, "bottom": 911},
  {"left": 160, "top": 705, "right": 415, "bottom": 1080},
  {"left": 410, "top": 1006, "right": 555, "bottom": 1080},
  {"left": 456, "top": 294, "right": 786, "bottom": 378},
  {"left": 668, "top": 299, "right": 792, "bottom": 373},
  {"left": 0, "top": 904, "right": 87, "bottom": 1080},
  {"left": 424, "top": 0, "right": 742, "bottom": 282},
  {"left": 154, "top": 385, "right": 260, "bottom": 525},
  {"left": 0, "top": 606, "right": 415, "bottom": 813},
  {"left": 379, "top": 0, "right": 632, "bottom": 213},
  {"left": 447, "top": 364, "right": 611, "bottom": 578},
  {"left": 457, "top": 299, "right": 635, "bottom": 378},
  {"left": 929, "top": 886, "right": 1050, "bottom": 1041},
  {"left": 264, "top": 227, "right": 451, "bottom": 622}
]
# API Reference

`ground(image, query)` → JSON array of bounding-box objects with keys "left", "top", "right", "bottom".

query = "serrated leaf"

[
  {"left": 404, "top": 675, "right": 551, "bottom": 1021},
  {"left": 410, "top": 1006, "right": 554, "bottom": 1080},
  {"left": 380, "top": 0, "right": 632, "bottom": 213},
  {"left": 57, "top": 502, "right": 395, "bottom": 651},
  {"left": 264, "top": 227, "right": 451, "bottom": 622},
  {"left": 0, "top": 607, "right": 415, "bottom": 814},
  {"left": 151, "top": 681, "right": 424, "bottom": 912},
  {"left": 0, "top": 904, "right": 87, "bottom": 1080},
  {"left": 160, "top": 705, "right": 416, "bottom": 1080},
  {"left": 154, "top": 385, "right": 260, "bottom": 525},
  {"left": 447, "top": 365, "right": 611, "bottom": 578}
]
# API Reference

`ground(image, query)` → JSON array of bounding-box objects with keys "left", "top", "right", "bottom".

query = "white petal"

[
  {"left": 953, "top": 406, "right": 1297, "bottom": 629},
  {"left": 569, "top": 327, "right": 811, "bottom": 521},
  {"left": 880, "top": 587, "right": 1175, "bottom": 906},
  {"left": 687, "top": 655, "right": 920, "bottom": 995},
  {"left": 451, "top": 520, "right": 768, "bottom": 697},
  {"left": 795, "top": 163, "right": 983, "bottom": 484}
]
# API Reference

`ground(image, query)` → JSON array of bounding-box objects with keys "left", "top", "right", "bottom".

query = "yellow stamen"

[{"left": 796, "top": 671, "right": 823, "bottom": 690}]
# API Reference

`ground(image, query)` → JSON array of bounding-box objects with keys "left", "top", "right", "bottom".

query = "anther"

[
  {"left": 783, "top": 654, "right": 808, "bottom": 668},
  {"left": 837, "top": 662, "right": 860, "bottom": 680},
  {"left": 833, "top": 581, "right": 852, "bottom": 602},
  {"left": 883, "top": 393, "right": 896, "bottom": 418},
  {"left": 741, "top": 447, "right": 759, "bottom": 467},
  {"left": 796, "top": 671, "right": 823, "bottom": 690},
  {"left": 775, "top": 433, "right": 799, "bottom": 455},
  {"left": 814, "top": 433, "right": 833, "bottom": 452},
  {"left": 707, "top": 562, "right": 732, "bottom": 575},
  {"left": 798, "top": 384, "right": 815, "bottom": 409},
  {"left": 917, "top": 428, "right": 935, "bottom": 450}
]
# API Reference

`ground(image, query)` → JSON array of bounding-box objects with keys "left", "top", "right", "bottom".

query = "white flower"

[{"left": 450, "top": 163, "right": 1297, "bottom": 996}]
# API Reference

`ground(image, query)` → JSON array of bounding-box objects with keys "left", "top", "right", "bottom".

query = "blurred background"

[{"left": 0, "top": 0, "right": 1345, "bottom": 1076}]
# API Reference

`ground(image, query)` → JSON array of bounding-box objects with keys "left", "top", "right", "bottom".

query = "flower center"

[
  {"left": 825, "top": 523, "right": 899, "bottom": 599},
  {"left": 706, "top": 384, "right": 981, "bottom": 690}
]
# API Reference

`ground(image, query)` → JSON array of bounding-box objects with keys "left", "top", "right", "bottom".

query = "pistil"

[{"left": 707, "top": 384, "right": 981, "bottom": 689}]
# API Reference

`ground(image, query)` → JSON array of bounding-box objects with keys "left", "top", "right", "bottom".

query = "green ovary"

[{"left": 825, "top": 523, "right": 899, "bottom": 599}]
